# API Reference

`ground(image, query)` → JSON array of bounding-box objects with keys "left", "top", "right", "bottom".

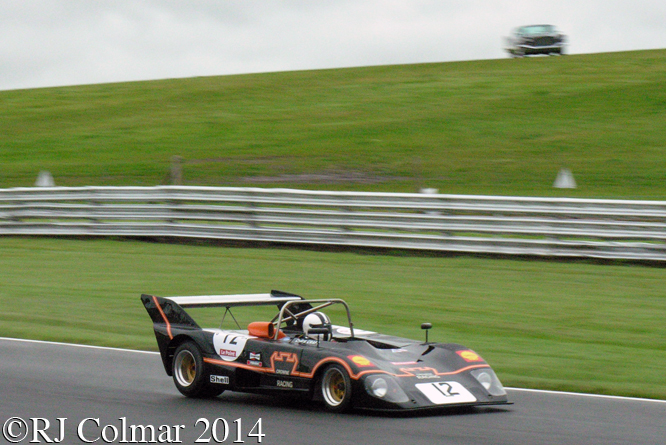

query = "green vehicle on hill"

[{"left": 505, "top": 25, "right": 566, "bottom": 57}]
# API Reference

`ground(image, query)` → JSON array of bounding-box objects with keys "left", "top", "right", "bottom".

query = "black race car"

[
  {"left": 505, "top": 24, "right": 566, "bottom": 57},
  {"left": 141, "top": 291, "right": 509, "bottom": 412}
]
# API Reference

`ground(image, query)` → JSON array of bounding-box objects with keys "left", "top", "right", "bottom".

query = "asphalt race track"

[{"left": 1, "top": 338, "right": 663, "bottom": 445}]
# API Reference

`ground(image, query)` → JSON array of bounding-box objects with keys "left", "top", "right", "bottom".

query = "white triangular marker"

[
  {"left": 554, "top": 168, "right": 576, "bottom": 189},
  {"left": 35, "top": 171, "right": 55, "bottom": 187}
]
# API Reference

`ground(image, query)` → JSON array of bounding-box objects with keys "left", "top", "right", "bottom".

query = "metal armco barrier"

[{"left": 1, "top": 186, "right": 665, "bottom": 261}]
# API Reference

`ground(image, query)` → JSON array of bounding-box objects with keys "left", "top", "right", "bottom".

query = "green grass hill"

[{"left": 2, "top": 49, "right": 665, "bottom": 198}]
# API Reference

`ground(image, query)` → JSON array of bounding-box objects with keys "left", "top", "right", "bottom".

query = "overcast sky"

[{"left": 1, "top": 0, "right": 665, "bottom": 91}]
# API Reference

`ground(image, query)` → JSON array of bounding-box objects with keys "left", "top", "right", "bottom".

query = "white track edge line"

[
  {"left": 505, "top": 387, "right": 666, "bottom": 404},
  {"left": 0, "top": 336, "right": 159, "bottom": 355},
  {"left": 2, "top": 337, "right": 664, "bottom": 404}
]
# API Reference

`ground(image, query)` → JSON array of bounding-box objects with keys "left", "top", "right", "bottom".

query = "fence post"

[{"left": 171, "top": 156, "right": 183, "bottom": 185}]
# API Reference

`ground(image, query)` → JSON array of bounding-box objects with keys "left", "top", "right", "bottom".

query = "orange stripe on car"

[
  {"left": 396, "top": 364, "right": 490, "bottom": 377},
  {"left": 205, "top": 352, "right": 491, "bottom": 380},
  {"left": 152, "top": 295, "right": 173, "bottom": 340}
]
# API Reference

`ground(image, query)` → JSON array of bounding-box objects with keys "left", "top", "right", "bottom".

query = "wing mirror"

[
  {"left": 421, "top": 322, "right": 432, "bottom": 344},
  {"left": 308, "top": 324, "right": 333, "bottom": 347}
]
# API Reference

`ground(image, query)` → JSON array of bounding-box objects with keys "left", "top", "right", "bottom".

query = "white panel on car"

[
  {"left": 212, "top": 331, "right": 253, "bottom": 362},
  {"left": 333, "top": 326, "right": 375, "bottom": 336},
  {"left": 415, "top": 381, "right": 477, "bottom": 405}
]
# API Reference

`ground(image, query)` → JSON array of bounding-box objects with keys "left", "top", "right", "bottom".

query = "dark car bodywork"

[
  {"left": 505, "top": 24, "right": 566, "bottom": 57},
  {"left": 141, "top": 291, "right": 509, "bottom": 412}
]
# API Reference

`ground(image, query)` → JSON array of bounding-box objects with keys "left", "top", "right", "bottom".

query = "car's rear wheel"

[
  {"left": 173, "top": 342, "right": 224, "bottom": 398},
  {"left": 320, "top": 364, "right": 352, "bottom": 412}
]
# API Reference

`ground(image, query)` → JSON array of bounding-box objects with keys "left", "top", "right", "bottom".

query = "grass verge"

[{"left": 1, "top": 237, "right": 664, "bottom": 400}]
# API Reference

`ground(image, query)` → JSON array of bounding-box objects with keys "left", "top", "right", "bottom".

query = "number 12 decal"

[
  {"left": 212, "top": 331, "right": 251, "bottom": 362},
  {"left": 415, "top": 381, "right": 477, "bottom": 405},
  {"left": 221, "top": 334, "right": 239, "bottom": 345}
]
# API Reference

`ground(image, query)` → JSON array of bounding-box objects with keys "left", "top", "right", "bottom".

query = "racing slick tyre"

[
  {"left": 172, "top": 342, "right": 224, "bottom": 398},
  {"left": 320, "top": 364, "right": 352, "bottom": 412}
]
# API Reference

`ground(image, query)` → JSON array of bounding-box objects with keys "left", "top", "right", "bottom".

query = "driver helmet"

[{"left": 303, "top": 312, "right": 331, "bottom": 341}]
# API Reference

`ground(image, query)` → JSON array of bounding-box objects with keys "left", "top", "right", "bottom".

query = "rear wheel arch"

[
  {"left": 172, "top": 340, "right": 224, "bottom": 398},
  {"left": 165, "top": 334, "right": 196, "bottom": 376}
]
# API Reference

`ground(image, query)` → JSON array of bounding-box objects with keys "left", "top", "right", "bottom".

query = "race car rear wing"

[
  {"left": 164, "top": 291, "right": 303, "bottom": 308},
  {"left": 140, "top": 290, "right": 305, "bottom": 330},
  {"left": 140, "top": 290, "right": 306, "bottom": 374}
]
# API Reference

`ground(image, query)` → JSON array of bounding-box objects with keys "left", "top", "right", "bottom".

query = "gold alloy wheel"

[
  {"left": 174, "top": 350, "right": 196, "bottom": 387},
  {"left": 322, "top": 367, "right": 346, "bottom": 406}
]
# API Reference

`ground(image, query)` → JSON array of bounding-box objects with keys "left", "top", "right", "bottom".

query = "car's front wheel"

[
  {"left": 320, "top": 364, "right": 352, "bottom": 412},
  {"left": 173, "top": 342, "right": 224, "bottom": 398}
]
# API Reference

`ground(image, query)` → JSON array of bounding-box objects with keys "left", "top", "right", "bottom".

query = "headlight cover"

[
  {"left": 364, "top": 375, "right": 409, "bottom": 403},
  {"left": 370, "top": 377, "right": 388, "bottom": 398},
  {"left": 470, "top": 368, "right": 506, "bottom": 397}
]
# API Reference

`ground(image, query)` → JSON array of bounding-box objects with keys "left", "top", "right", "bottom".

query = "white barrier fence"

[{"left": 1, "top": 186, "right": 665, "bottom": 261}]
